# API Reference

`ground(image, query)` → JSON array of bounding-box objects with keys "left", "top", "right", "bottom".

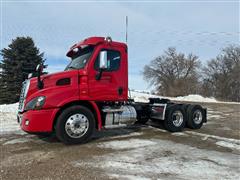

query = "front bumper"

[{"left": 17, "top": 108, "right": 59, "bottom": 133}]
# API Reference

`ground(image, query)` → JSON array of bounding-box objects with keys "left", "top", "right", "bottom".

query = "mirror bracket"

[{"left": 36, "top": 63, "right": 44, "bottom": 89}]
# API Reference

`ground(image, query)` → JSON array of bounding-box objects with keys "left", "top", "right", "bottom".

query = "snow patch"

[
  {"left": 149, "top": 127, "right": 240, "bottom": 151},
  {"left": 131, "top": 90, "right": 240, "bottom": 104},
  {"left": 3, "top": 138, "right": 30, "bottom": 145},
  {"left": 185, "top": 131, "right": 240, "bottom": 144},
  {"left": 130, "top": 91, "right": 161, "bottom": 103},
  {"left": 0, "top": 137, "right": 7, "bottom": 142},
  {"left": 0, "top": 103, "right": 23, "bottom": 134},
  {"left": 173, "top": 94, "right": 217, "bottom": 103},
  {"left": 207, "top": 108, "right": 226, "bottom": 120},
  {"left": 216, "top": 141, "right": 240, "bottom": 151},
  {"left": 109, "top": 174, "right": 151, "bottom": 180},
  {"left": 172, "top": 132, "right": 189, "bottom": 137},
  {"left": 208, "top": 114, "right": 223, "bottom": 119},
  {"left": 0, "top": 103, "right": 19, "bottom": 113},
  {"left": 148, "top": 126, "right": 167, "bottom": 132},
  {"left": 74, "top": 138, "right": 240, "bottom": 179},
  {"left": 0, "top": 112, "right": 22, "bottom": 134},
  {"left": 98, "top": 139, "right": 157, "bottom": 150}
]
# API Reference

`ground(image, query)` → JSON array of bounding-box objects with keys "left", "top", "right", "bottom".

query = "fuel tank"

[{"left": 103, "top": 105, "right": 137, "bottom": 128}]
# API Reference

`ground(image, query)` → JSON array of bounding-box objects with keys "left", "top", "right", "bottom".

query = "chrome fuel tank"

[{"left": 103, "top": 105, "right": 137, "bottom": 128}]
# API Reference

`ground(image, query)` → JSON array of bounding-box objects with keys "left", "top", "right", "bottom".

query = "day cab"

[{"left": 17, "top": 36, "right": 207, "bottom": 144}]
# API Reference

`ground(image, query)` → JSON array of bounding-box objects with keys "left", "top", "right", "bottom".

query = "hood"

[{"left": 26, "top": 70, "right": 86, "bottom": 101}]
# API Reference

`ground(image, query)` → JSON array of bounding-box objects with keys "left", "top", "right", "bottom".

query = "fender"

[
  {"left": 89, "top": 101, "right": 102, "bottom": 130},
  {"left": 50, "top": 87, "right": 102, "bottom": 129},
  {"left": 55, "top": 99, "right": 102, "bottom": 131}
]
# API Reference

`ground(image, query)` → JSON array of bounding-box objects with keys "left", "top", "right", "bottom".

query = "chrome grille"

[{"left": 18, "top": 80, "right": 30, "bottom": 112}]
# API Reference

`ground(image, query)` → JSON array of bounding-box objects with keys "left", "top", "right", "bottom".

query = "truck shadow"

[
  {"left": 35, "top": 125, "right": 145, "bottom": 144},
  {"left": 147, "top": 120, "right": 166, "bottom": 130},
  {"left": 92, "top": 120, "right": 167, "bottom": 141},
  {"left": 35, "top": 133, "right": 60, "bottom": 143},
  {"left": 35, "top": 121, "right": 167, "bottom": 144},
  {"left": 91, "top": 124, "right": 144, "bottom": 141}
]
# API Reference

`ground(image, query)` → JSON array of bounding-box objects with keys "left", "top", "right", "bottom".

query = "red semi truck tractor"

[{"left": 17, "top": 36, "right": 207, "bottom": 144}]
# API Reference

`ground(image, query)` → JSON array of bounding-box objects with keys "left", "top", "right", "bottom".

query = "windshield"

[{"left": 65, "top": 46, "right": 94, "bottom": 70}]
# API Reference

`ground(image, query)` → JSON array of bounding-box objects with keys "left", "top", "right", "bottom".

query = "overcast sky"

[{"left": 1, "top": 0, "right": 239, "bottom": 90}]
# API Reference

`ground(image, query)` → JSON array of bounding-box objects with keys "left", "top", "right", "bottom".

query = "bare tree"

[
  {"left": 143, "top": 48, "right": 201, "bottom": 96},
  {"left": 202, "top": 45, "right": 240, "bottom": 101}
]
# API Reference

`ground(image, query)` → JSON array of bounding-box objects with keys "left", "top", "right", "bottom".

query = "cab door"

[{"left": 88, "top": 45, "right": 128, "bottom": 101}]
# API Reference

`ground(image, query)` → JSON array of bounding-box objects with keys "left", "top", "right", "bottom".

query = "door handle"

[{"left": 118, "top": 87, "right": 123, "bottom": 95}]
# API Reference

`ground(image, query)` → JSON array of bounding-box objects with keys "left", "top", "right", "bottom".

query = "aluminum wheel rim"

[
  {"left": 172, "top": 110, "right": 184, "bottom": 127},
  {"left": 65, "top": 113, "right": 89, "bottom": 138},
  {"left": 193, "top": 110, "right": 203, "bottom": 124}
]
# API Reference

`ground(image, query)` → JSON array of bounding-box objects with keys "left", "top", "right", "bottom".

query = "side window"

[{"left": 94, "top": 50, "right": 121, "bottom": 71}]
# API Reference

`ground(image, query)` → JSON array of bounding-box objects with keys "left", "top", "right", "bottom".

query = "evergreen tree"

[{"left": 0, "top": 37, "right": 46, "bottom": 104}]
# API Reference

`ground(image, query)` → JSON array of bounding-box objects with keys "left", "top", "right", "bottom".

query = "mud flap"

[{"left": 203, "top": 108, "right": 207, "bottom": 123}]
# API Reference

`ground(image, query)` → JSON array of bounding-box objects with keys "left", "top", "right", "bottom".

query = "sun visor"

[{"left": 66, "top": 37, "right": 105, "bottom": 57}]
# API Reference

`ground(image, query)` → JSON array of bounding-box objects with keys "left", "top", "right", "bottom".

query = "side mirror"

[
  {"left": 99, "top": 51, "right": 108, "bottom": 70},
  {"left": 96, "top": 51, "right": 108, "bottom": 80}
]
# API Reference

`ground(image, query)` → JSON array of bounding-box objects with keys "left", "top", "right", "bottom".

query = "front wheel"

[
  {"left": 164, "top": 105, "right": 186, "bottom": 132},
  {"left": 56, "top": 105, "right": 95, "bottom": 144}
]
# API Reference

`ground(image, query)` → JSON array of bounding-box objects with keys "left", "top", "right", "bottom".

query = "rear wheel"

[
  {"left": 164, "top": 105, "right": 186, "bottom": 132},
  {"left": 56, "top": 105, "right": 95, "bottom": 144},
  {"left": 187, "top": 105, "right": 204, "bottom": 129}
]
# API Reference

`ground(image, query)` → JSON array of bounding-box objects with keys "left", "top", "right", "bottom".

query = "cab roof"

[{"left": 66, "top": 36, "right": 127, "bottom": 57}]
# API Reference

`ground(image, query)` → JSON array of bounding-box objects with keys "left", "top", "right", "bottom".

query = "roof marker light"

[
  {"left": 105, "top": 36, "right": 112, "bottom": 43},
  {"left": 72, "top": 48, "right": 79, "bottom": 53}
]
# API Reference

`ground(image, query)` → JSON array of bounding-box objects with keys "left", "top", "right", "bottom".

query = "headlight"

[{"left": 25, "top": 96, "right": 46, "bottom": 111}]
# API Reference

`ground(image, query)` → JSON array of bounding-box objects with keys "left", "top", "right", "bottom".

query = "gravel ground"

[{"left": 0, "top": 102, "right": 240, "bottom": 180}]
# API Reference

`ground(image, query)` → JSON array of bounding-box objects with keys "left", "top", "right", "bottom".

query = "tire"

[
  {"left": 186, "top": 105, "right": 204, "bottom": 129},
  {"left": 164, "top": 105, "right": 186, "bottom": 132},
  {"left": 56, "top": 105, "right": 95, "bottom": 144}
]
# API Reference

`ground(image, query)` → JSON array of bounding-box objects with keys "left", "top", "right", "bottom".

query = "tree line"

[{"left": 143, "top": 45, "right": 240, "bottom": 102}]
